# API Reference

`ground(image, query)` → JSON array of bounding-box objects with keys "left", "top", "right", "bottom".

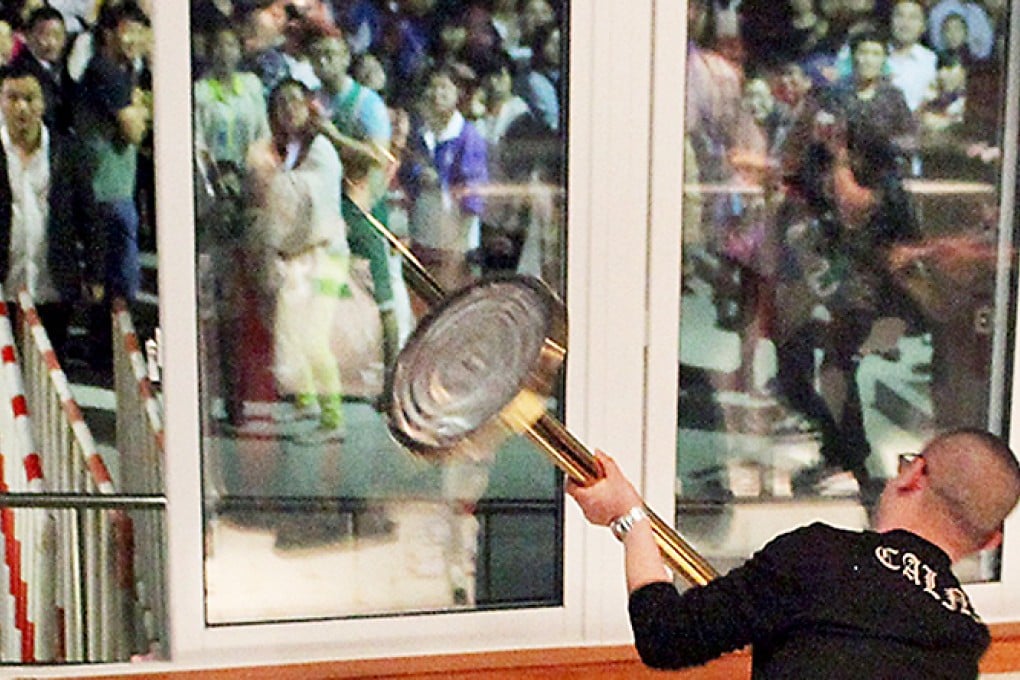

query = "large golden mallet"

[
  {"left": 382, "top": 268, "right": 717, "bottom": 587},
  {"left": 352, "top": 202, "right": 716, "bottom": 586}
]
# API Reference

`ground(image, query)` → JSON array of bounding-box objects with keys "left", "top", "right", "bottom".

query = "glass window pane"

[
  {"left": 677, "top": 0, "right": 1013, "bottom": 583},
  {"left": 193, "top": 0, "right": 568, "bottom": 623}
]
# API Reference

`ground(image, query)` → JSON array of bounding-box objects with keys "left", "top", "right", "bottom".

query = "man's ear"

[
  {"left": 980, "top": 528, "right": 1003, "bottom": 552},
  {"left": 895, "top": 458, "right": 927, "bottom": 492}
]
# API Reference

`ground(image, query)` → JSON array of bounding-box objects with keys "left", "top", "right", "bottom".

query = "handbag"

[
  {"left": 272, "top": 250, "right": 385, "bottom": 401},
  {"left": 328, "top": 255, "right": 385, "bottom": 400}
]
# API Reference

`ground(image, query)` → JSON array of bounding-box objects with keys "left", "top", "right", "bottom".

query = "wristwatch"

[{"left": 609, "top": 506, "right": 649, "bottom": 541}]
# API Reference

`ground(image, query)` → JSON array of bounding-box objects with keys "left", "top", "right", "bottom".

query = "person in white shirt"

[
  {"left": 475, "top": 52, "right": 534, "bottom": 274},
  {"left": 246, "top": 77, "right": 348, "bottom": 441},
  {"left": 0, "top": 65, "right": 82, "bottom": 356},
  {"left": 886, "top": 0, "right": 938, "bottom": 112},
  {"left": 398, "top": 66, "right": 488, "bottom": 291}
]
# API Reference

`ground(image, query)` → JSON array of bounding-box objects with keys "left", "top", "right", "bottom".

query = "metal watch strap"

[{"left": 609, "top": 506, "right": 649, "bottom": 541}]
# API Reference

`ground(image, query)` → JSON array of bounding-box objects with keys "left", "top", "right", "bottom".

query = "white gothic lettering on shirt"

[{"left": 874, "top": 546, "right": 981, "bottom": 622}]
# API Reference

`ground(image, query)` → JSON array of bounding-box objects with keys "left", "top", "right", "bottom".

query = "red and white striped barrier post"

[
  {"left": 0, "top": 288, "right": 52, "bottom": 662},
  {"left": 113, "top": 298, "right": 164, "bottom": 455},
  {"left": 111, "top": 297, "right": 165, "bottom": 655},
  {"left": 18, "top": 290, "right": 133, "bottom": 660}
]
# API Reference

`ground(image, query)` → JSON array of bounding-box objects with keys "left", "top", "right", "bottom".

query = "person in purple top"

[{"left": 399, "top": 64, "right": 487, "bottom": 291}]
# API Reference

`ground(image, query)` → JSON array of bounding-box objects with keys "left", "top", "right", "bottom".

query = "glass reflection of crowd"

[
  {"left": 192, "top": 0, "right": 566, "bottom": 433},
  {"left": 0, "top": 1, "right": 153, "bottom": 371},
  {"left": 684, "top": 0, "right": 1005, "bottom": 498},
  {"left": 192, "top": 0, "right": 566, "bottom": 602}
]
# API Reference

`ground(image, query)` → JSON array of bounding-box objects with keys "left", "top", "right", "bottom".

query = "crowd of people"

[
  {"left": 191, "top": 0, "right": 567, "bottom": 438},
  {"left": 0, "top": 0, "right": 153, "bottom": 370},
  {"left": 683, "top": 0, "right": 1007, "bottom": 497},
  {"left": 192, "top": 0, "right": 567, "bottom": 598}
]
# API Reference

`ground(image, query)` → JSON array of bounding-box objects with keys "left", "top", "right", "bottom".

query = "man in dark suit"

[
  {"left": 0, "top": 63, "right": 83, "bottom": 355},
  {"left": 9, "top": 6, "right": 74, "bottom": 133}
]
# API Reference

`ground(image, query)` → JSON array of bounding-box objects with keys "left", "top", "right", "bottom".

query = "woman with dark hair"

[
  {"left": 246, "top": 78, "right": 349, "bottom": 442},
  {"left": 773, "top": 30, "right": 920, "bottom": 496}
]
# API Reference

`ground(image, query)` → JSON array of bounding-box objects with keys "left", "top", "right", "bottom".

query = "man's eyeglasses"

[{"left": 897, "top": 453, "right": 924, "bottom": 474}]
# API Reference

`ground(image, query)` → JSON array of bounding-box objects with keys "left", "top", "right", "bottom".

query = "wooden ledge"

[{"left": 64, "top": 623, "right": 1020, "bottom": 679}]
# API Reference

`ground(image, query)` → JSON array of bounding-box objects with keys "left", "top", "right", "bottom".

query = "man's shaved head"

[{"left": 922, "top": 429, "right": 1020, "bottom": 549}]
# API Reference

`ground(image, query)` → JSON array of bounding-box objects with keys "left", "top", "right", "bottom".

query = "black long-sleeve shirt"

[{"left": 628, "top": 523, "right": 989, "bottom": 679}]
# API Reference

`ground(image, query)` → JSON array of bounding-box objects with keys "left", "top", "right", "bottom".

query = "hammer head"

[{"left": 387, "top": 275, "right": 566, "bottom": 462}]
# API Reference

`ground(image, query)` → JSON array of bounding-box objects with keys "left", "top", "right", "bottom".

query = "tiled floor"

[
  {"left": 203, "top": 399, "right": 470, "bottom": 623},
  {"left": 202, "top": 398, "right": 560, "bottom": 623},
  {"left": 205, "top": 499, "right": 461, "bottom": 623},
  {"left": 675, "top": 266, "right": 1001, "bottom": 580}
]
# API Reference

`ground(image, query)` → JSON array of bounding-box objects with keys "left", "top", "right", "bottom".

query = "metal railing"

[
  {"left": 111, "top": 297, "right": 167, "bottom": 661},
  {"left": 0, "top": 291, "right": 53, "bottom": 662},
  {"left": 0, "top": 290, "right": 167, "bottom": 663}
]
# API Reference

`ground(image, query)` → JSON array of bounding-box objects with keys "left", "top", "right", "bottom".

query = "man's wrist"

[{"left": 609, "top": 506, "right": 649, "bottom": 541}]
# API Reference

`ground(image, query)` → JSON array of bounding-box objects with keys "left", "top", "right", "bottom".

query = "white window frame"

[
  {"left": 152, "top": 0, "right": 653, "bottom": 671},
  {"left": 25, "top": 0, "right": 1020, "bottom": 675}
]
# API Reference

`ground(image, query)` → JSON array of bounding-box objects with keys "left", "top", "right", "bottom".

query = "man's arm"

[
  {"left": 117, "top": 96, "right": 150, "bottom": 146},
  {"left": 567, "top": 452, "right": 797, "bottom": 670},
  {"left": 565, "top": 453, "right": 671, "bottom": 592},
  {"left": 619, "top": 516, "right": 673, "bottom": 593},
  {"left": 315, "top": 115, "right": 392, "bottom": 166}
]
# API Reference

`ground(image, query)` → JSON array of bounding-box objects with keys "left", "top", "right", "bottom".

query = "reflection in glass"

[
  {"left": 677, "top": 0, "right": 1013, "bottom": 581},
  {"left": 193, "top": 0, "right": 567, "bottom": 623}
]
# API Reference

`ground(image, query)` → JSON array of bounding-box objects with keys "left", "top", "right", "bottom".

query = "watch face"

[{"left": 611, "top": 506, "right": 648, "bottom": 540}]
